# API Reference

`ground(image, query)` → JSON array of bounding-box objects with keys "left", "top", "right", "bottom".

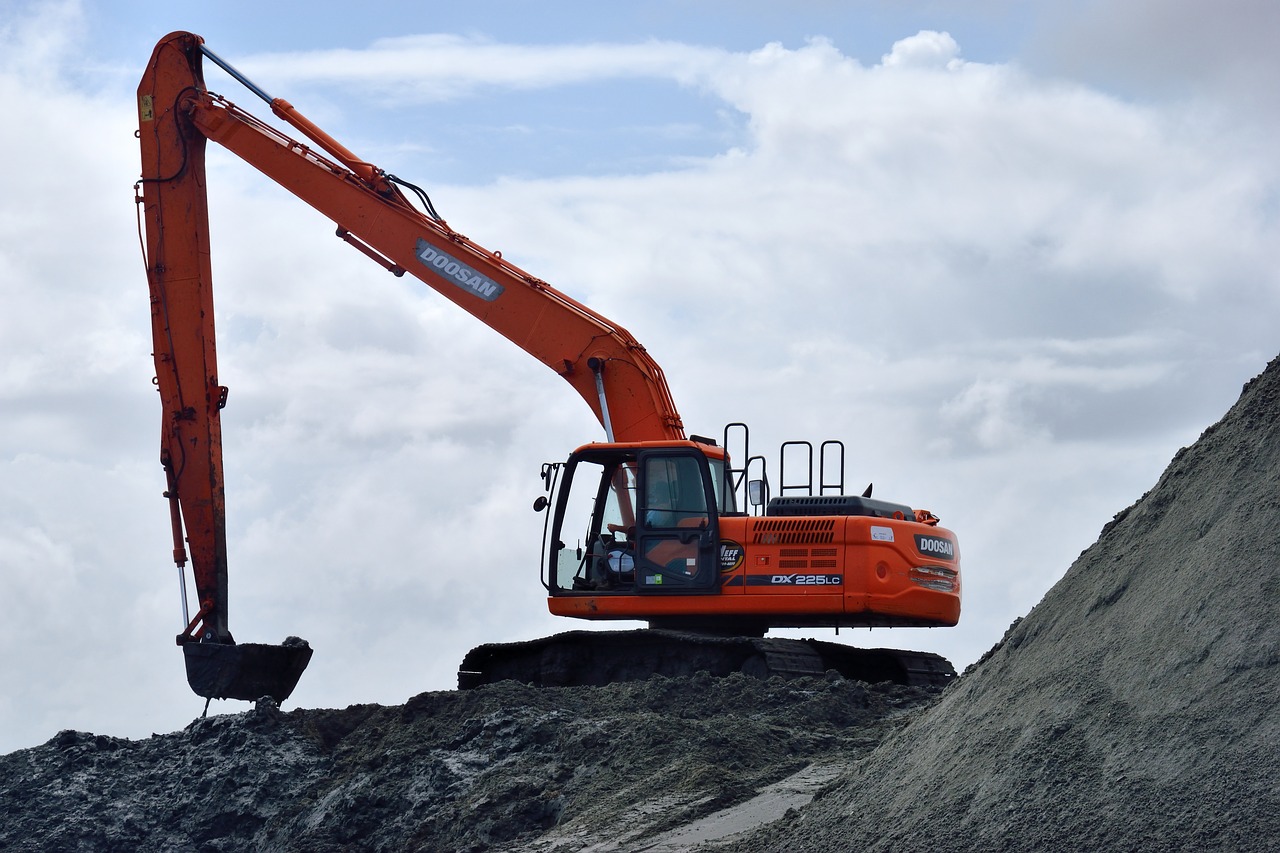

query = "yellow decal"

[{"left": 140, "top": 94, "right": 154, "bottom": 122}]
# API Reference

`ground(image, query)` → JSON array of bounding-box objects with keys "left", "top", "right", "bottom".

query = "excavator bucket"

[{"left": 182, "top": 638, "right": 313, "bottom": 703}]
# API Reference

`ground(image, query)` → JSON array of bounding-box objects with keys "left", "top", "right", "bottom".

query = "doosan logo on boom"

[{"left": 415, "top": 239, "right": 504, "bottom": 302}]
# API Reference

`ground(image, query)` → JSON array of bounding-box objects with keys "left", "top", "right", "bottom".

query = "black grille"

[{"left": 767, "top": 494, "right": 913, "bottom": 520}]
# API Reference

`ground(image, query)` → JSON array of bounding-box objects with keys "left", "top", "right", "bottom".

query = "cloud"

[
  {"left": 1026, "top": 0, "right": 1280, "bottom": 115},
  {"left": 880, "top": 30, "right": 965, "bottom": 70},
  {"left": 0, "top": 0, "right": 83, "bottom": 81},
  {"left": 236, "top": 34, "right": 728, "bottom": 102}
]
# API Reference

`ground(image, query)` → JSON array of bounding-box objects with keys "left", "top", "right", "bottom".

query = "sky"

[{"left": 1, "top": 0, "right": 1277, "bottom": 753}]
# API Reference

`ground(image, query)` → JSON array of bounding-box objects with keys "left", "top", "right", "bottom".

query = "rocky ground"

[
  {"left": 0, "top": 674, "right": 939, "bottom": 852},
  {"left": 2, "top": 355, "right": 1277, "bottom": 852}
]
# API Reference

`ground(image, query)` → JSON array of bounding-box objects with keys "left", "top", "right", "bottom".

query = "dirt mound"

[
  {"left": 0, "top": 673, "right": 939, "bottom": 852},
  {"left": 725, "top": 354, "right": 1280, "bottom": 852}
]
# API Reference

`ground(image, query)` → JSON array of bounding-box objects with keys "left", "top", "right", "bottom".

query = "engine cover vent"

[
  {"left": 751, "top": 517, "right": 836, "bottom": 545},
  {"left": 767, "top": 494, "right": 913, "bottom": 520}
]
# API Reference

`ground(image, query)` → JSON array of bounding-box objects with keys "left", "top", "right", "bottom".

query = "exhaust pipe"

[{"left": 182, "top": 637, "right": 313, "bottom": 703}]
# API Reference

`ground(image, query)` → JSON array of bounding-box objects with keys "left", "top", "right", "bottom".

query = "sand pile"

[{"left": 727, "top": 354, "right": 1280, "bottom": 852}]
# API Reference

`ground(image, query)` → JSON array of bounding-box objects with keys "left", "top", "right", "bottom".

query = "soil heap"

[
  {"left": 727, "top": 354, "right": 1280, "bottom": 853},
  {"left": 1, "top": 355, "right": 1277, "bottom": 852},
  {"left": 0, "top": 669, "right": 940, "bottom": 852}
]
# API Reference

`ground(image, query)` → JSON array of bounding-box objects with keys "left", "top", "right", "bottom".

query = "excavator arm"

[
  {"left": 139, "top": 32, "right": 683, "bottom": 443},
  {"left": 136, "top": 31, "right": 684, "bottom": 702}
]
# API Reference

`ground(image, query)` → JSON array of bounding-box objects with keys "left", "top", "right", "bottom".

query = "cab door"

[{"left": 633, "top": 452, "right": 720, "bottom": 592}]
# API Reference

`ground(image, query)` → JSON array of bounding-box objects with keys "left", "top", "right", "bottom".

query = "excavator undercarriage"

[{"left": 458, "top": 630, "right": 955, "bottom": 689}]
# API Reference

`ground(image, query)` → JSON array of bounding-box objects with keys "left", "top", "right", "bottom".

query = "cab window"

[{"left": 642, "top": 455, "right": 708, "bottom": 528}]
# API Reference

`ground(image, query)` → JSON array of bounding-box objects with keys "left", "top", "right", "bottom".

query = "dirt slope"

[
  {"left": 0, "top": 672, "right": 940, "bottom": 852},
  {"left": 726, "top": 354, "right": 1280, "bottom": 852},
  {"left": 2, "top": 355, "right": 1276, "bottom": 852}
]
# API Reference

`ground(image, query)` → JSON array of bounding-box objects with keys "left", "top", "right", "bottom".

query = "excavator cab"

[{"left": 543, "top": 441, "right": 730, "bottom": 595}]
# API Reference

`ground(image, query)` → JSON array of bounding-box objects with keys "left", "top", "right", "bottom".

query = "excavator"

[{"left": 136, "top": 32, "right": 961, "bottom": 705}]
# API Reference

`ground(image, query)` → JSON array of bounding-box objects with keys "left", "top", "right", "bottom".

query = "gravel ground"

[
  {"left": 2, "top": 354, "right": 1276, "bottom": 852},
  {"left": 0, "top": 673, "right": 939, "bottom": 852}
]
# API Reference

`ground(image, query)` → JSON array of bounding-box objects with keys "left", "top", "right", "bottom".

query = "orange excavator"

[{"left": 136, "top": 32, "right": 961, "bottom": 704}]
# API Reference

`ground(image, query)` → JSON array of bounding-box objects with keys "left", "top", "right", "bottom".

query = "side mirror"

[
  {"left": 748, "top": 479, "right": 766, "bottom": 507},
  {"left": 533, "top": 496, "right": 549, "bottom": 512}
]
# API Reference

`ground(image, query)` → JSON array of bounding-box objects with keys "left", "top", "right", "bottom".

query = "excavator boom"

[{"left": 140, "top": 32, "right": 683, "bottom": 444}]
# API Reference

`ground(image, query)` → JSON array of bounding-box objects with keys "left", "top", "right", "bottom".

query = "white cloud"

[
  {"left": 880, "top": 30, "right": 965, "bottom": 70},
  {"left": 0, "top": 0, "right": 83, "bottom": 82},
  {"left": 238, "top": 34, "right": 726, "bottom": 102},
  {"left": 942, "top": 378, "right": 1050, "bottom": 450}
]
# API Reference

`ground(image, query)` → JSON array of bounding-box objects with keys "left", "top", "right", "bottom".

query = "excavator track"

[{"left": 458, "top": 629, "right": 955, "bottom": 690}]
